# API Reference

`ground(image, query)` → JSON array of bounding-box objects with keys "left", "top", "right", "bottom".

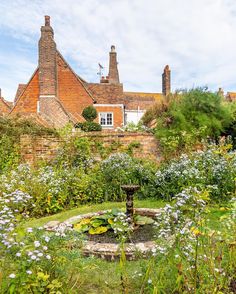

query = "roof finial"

[
  {"left": 164, "top": 65, "right": 170, "bottom": 71},
  {"left": 45, "top": 15, "right": 50, "bottom": 26}
]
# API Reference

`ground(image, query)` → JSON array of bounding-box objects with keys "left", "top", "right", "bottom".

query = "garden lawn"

[
  {"left": 23, "top": 200, "right": 232, "bottom": 294},
  {"left": 26, "top": 199, "right": 229, "bottom": 231},
  {"left": 25, "top": 199, "right": 165, "bottom": 228}
]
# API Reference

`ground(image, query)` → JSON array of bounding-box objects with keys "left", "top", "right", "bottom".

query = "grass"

[
  {"left": 24, "top": 199, "right": 166, "bottom": 293},
  {"left": 26, "top": 199, "right": 229, "bottom": 230},
  {"left": 19, "top": 200, "right": 235, "bottom": 293},
  {"left": 26, "top": 198, "right": 165, "bottom": 228}
]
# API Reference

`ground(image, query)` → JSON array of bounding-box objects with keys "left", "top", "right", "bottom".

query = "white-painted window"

[{"left": 99, "top": 112, "right": 113, "bottom": 126}]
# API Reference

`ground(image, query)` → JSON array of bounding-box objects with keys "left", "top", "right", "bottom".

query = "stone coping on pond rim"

[{"left": 44, "top": 208, "right": 161, "bottom": 260}]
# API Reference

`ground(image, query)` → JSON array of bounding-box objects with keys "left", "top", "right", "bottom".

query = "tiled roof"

[
  {"left": 14, "top": 84, "right": 27, "bottom": 103},
  {"left": 226, "top": 92, "right": 236, "bottom": 101},
  {"left": 86, "top": 83, "right": 124, "bottom": 104},
  {"left": 0, "top": 97, "right": 12, "bottom": 114},
  {"left": 123, "top": 92, "right": 163, "bottom": 110}
]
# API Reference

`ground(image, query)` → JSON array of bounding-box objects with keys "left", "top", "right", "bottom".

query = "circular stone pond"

[{"left": 45, "top": 208, "right": 161, "bottom": 261}]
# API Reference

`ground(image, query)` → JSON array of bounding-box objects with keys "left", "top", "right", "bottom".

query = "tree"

[
  {"left": 82, "top": 105, "right": 97, "bottom": 122},
  {"left": 153, "top": 88, "right": 235, "bottom": 154}
]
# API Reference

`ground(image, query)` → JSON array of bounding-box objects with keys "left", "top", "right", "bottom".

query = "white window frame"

[{"left": 99, "top": 112, "right": 113, "bottom": 127}]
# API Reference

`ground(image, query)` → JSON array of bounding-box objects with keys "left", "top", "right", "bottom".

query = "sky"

[{"left": 1, "top": 0, "right": 236, "bottom": 101}]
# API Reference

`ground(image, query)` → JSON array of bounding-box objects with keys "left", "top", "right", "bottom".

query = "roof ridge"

[{"left": 0, "top": 97, "right": 12, "bottom": 109}]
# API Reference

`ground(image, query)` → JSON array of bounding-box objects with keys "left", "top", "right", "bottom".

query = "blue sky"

[{"left": 1, "top": 0, "right": 236, "bottom": 101}]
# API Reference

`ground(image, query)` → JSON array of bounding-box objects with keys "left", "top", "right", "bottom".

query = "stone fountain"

[
  {"left": 45, "top": 184, "right": 161, "bottom": 260},
  {"left": 121, "top": 184, "right": 140, "bottom": 225}
]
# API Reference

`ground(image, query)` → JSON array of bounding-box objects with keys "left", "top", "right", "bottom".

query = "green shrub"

[
  {"left": 151, "top": 88, "right": 235, "bottom": 155},
  {"left": 100, "top": 153, "right": 156, "bottom": 201},
  {"left": 55, "top": 136, "right": 93, "bottom": 168},
  {"left": 0, "top": 135, "right": 19, "bottom": 172},
  {"left": 154, "top": 143, "right": 236, "bottom": 202},
  {"left": 75, "top": 121, "right": 102, "bottom": 132},
  {"left": 82, "top": 105, "right": 97, "bottom": 121}
]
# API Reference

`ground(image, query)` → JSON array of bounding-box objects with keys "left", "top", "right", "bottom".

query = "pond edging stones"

[{"left": 44, "top": 208, "right": 161, "bottom": 261}]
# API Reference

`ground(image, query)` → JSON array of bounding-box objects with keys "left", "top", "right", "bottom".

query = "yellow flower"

[{"left": 190, "top": 227, "right": 201, "bottom": 236}]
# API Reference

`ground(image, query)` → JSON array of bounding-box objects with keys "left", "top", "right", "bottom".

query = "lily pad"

[
  {"left": 108, "top": 218, "right": 114, "bottom": 225},
  {"left": 79, "top": 218, "right": 91, "bottom": 225},
  {"left": 135, "top": 215, "right": 154, "bottom": 225},
  {"left": 89, "top": 226, "right": 108, "bottom": 235},
  {"left": 90, "top": 219, "right": 105, "bottom": 228},
  {"left": 74, "top": 223, "right": 90, "bottom": 233}
]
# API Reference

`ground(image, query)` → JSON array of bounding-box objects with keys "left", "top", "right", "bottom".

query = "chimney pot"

[
  {"left": 111, "top": 45, "right": 116, "bottom": 52},
  {"left": 45, "top": 15, "right": 50, "bottom": 26},
  {"left": 164, "top": 65, "right": 169, "bottom": 71}
]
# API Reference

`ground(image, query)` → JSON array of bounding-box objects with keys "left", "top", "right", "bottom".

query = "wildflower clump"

[
  {"left": 0, "top": 186, "right": 82, "bottom": 293},
  {"left": 141, "top": 188, "right": 236, "bottom": 293},
  {"left": 154, "top": 143, "right": 236, "bottom": 202}
]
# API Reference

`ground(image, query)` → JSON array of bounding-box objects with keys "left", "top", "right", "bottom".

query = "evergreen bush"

[
  {"left": 75, "top": 121, "right": 102, "bottom": 132},
  {"left": 82, "top": 105, "right": 97, "bottom": 121}
]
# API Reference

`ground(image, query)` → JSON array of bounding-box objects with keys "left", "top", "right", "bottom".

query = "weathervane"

[{"left": 97, "top": 63, "right": 104, "bottom": 79}]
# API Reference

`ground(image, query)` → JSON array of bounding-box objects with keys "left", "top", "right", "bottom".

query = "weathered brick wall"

[
  {"left": 20, "top": 135, "right": 62, "bottom": 165},
  {"left": 20, "top": 132, "right": 160, "bottom": 165}
]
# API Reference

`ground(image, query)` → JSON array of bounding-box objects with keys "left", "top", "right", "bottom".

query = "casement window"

[{"left": 99, "top": 112, "right": 113, "bottom": 126}]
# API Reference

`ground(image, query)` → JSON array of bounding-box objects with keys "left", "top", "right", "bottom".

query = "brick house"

[
  {"left": 5, "top": 16, "right": 171, "bottom": 129},
  {"left": 0, "top": 89, "right": 12, "bottom": 116}
]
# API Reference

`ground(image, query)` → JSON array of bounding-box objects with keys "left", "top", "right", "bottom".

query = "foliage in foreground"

[
  {"left": 139, "top": 188, "right": 236, "bottom": 293},
  {"left": 0, "top": 141, "right": 235, "bottom": 217},
  {"left": 0, "top": 183, "right": 235, "bottom": 293}
]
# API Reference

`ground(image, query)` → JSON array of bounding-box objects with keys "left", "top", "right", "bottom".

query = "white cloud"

[{"left": 0, "top": 0, "right": 236, "bottom": 100}]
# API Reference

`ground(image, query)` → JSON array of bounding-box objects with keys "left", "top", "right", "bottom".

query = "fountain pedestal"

[{"left": 121, "top": 185, "right": 140, "bottom": 225}]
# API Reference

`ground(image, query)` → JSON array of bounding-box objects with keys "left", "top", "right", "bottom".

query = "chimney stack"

[
  {"left": 38, "top": 15, "right": 57, "bottom": 97},
  {"left": 217, "top": 87, "right": 224, "bottom": 98},
  {"left": 0, "top": 88, "right": 2, "bottom": 98},
  {"left": 162, "top": 65, "right": 171, "bottom": 96},
  {"left": 108, "top": 45, "right": 120, "bottom": 84}
]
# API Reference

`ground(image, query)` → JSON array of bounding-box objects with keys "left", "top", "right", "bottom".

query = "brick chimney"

[
  {"left": 38, "top": 15, "right": 57, "bottom": 97},
  {"left": 162, "top": 65, "right": 171, "bottom": 96},
  {"left": 108, "top": 45, "right": 120, "bottom": 84},
  {"left": 217, "top": 87, "right": 224, "bottom": 98}
]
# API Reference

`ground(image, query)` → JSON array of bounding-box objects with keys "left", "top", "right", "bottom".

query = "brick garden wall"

[{"left": 20, "top": 132, "right": 161, "bottom": 165}]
